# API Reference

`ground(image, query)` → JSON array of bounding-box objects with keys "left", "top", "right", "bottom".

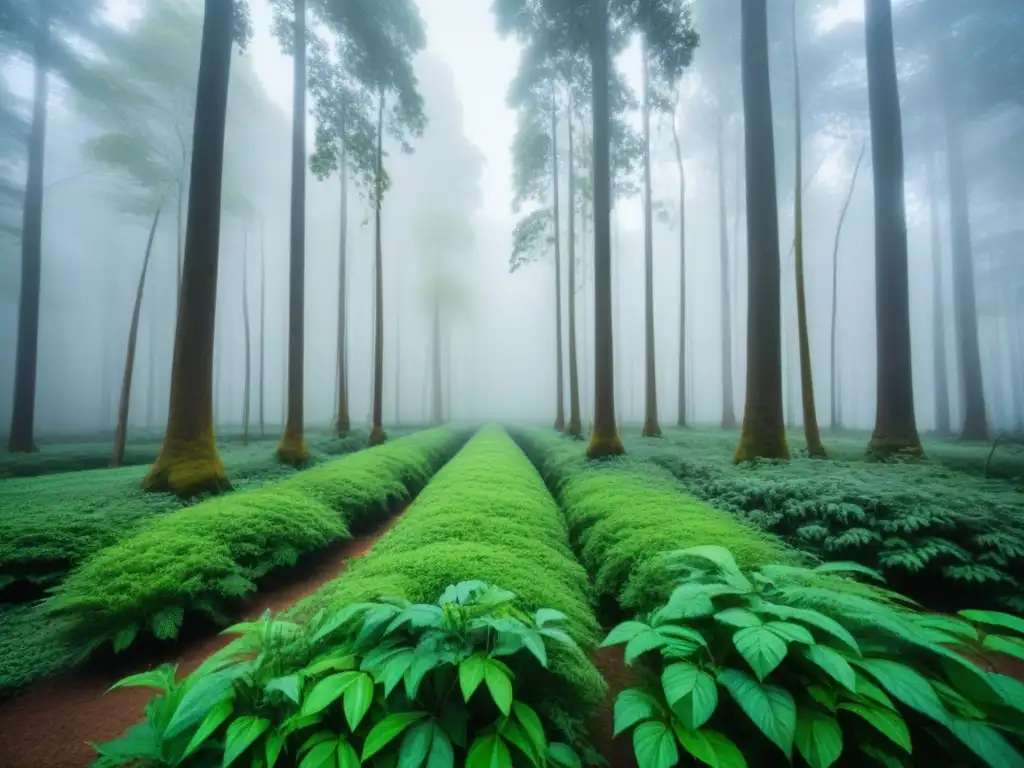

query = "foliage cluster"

[
  {"left": 636, "top": 431, "right": 1024, "bottom": 613},
  {"left": 512, "top": 429, "right": 803, "bottom": 618},
  {"left": 603, "top": 545, "right": 1024, "bottom": 768},
  {"left": 44, "top": 428, "right": 466, "bottom": 656},
  {"left": 92, "top": 581, "right": 590, "bottom": 767},
  {"left": 0, "top": 431, "right": 369, "bottom": 600},
  {"left": 292, "top": 426, "right": 607, "bottom": 742}
]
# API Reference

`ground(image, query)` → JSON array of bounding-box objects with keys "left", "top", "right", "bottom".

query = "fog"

[{"left": 2, "top": 0, "right": 1022, "bottom": 442}]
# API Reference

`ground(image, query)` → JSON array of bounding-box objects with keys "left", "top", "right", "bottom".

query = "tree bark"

[
  {"left": 259, "top": 216, "right": 266, "bottom": 437},
  {"left": 241, "top": 228, "right": 251, "bottom": 446},
  {"left": 734, "top": 0, "right": 788, "bottom": 462},
  {"left": 369, "top": 90, "right": 387, "bottom": 446},
  {"left": 112, "top": 202, "right": 163, "bottom": 467},
  {"left": 335, "top": 134, "right": 350, "bottom": 437},
  {"left": 276, "top": 0, "right": 309, "bottom": 465},
  {"left": 791, "top": 0, "right": 826, "bottom": 457},
  {"left": 716, "top": 114, "right": 736, "bottom": 429},
  {"left": 143, "top": 0, "right": 234, "bottom": 496},
  {"left": 671, "top": 105, "right": 687, "bottom": 427},
  {"left": 864, "top": 0, "right": 922, "bottom": 458},
  {"left": 585, "top": 0, "right": 623, "bottom": 457},
  {"left": 146, "top": 305, "right": 156, "bottom": 429},
  {"left": 566, "top": 98, "right": 582, "bottom": 437},
  {"left": 926, "top": 148, "right": 951, "bottom": 436},
  {"left": 550, "top": 88, "right": 566, "bottom": 433},
  {"left": 640, "top": 37, "right": 661, "bottom": 438}
]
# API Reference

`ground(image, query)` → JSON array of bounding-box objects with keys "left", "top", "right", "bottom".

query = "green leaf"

[
  {"left": 718, "top": 669, "right": 796, "bottom": 759},
  {"left": 266, "top": 675, "right": 302, "bottom": 704},
  {"left": 633, "top": 720, "right": 679, "bottom": 768},
  {"left": 853, "top": 673, "right": 896, "bottom": 710},
  {"left": 300, "top": 738, "right": 339, "bottom": 768},
  {"left": 813, "top": 561, "right": 884, "bottom": 581},
  {"left": 223, "top": 716, "right": 270, "bottom": 767},
  {"left": 427, "top": 726, "right": 455, "bottom": 768},
  {"left": 601, "top": 621, "right": 650, "bottom": 647},
  {"left": 302, "top": 672, "right": 358, "bottom": 716},
  {"left": 299, "top": 730, "right": 336, "bottom": 757},
  {"left": 674, "top": 545, "right": 750, "bottom": 589},
  {"left": 337, "top": 739, "right": 361, "bottom": 768},
  {"left": 113, "top": 626, "right": 138, "bottom": 653},
  {"left": 983, "top": 635, "right": 1024, "bottom": 661},
  {"left": 165, "top": 665, "right": 244, "bottom": 739},
  {"left": 405, "top": 648, "right": 442, "bottom": 700},
  {"left": 460, "top": 653, "right": 486, "bottom": 701},
  {"left": 801, "top": 645, "right": 856, "bottom": 692},
  {"left": 807, "top": 686, "right": 837, "bottom": 712},
  {"left": 485, "top": 660, "right": 514, "bottom": 715},
  {"left": 854, "top": 659, "right": 949, "bottom": 725},
  {"left": 535, "top": 608, "right": 568, "bottom": 627},
  {"left": 265, "top": 730, "right": 285, "bottom": 768},
  {"left": 750, "top": 600, "right": 860, "bottom": 653},
  {"left": 106, "top": 663, "right": 177, "bottom": 694},
  {"left": 398, "top": 721, "right": 434, "bottom": 768},
  {"left": 838, "top": 703, "right": 911, "bottom": 752},
  {"left": 674, "top": 727, "right": 748, "bottom": 768},
  {"left": 344, "top": 673, "right": 375, "bottom": 731},
  {"left": 614, "top": 687, "right": 659, "bottom": 736},
  {"left": 303, "top": 651, "right": 357, "bottom": 677},
  {"left": 661, "top": 585, "right": 716, "bottom": 620},
  {"left": 959, "top": 609, "right": 1024, "bottom": 636},
  {"left": 663, "top": 662, "right": 718, "bottom": 730},
  {"left": 625, "top": 629, "right": 668, "bottom": 665},
  {"left": 520, "top": 629, "right": 548, "bottom": 668},
  {"left": 794, "top": 708, "right": 843, "bottom": 768},
  {"left": 716, "top": 608, "right": 762, "bottom": 628},
  {"left": 860, "top": 744, "right": 907, "bottom": 768},
  {"left": 947, "top": 717, "right": 1024, "bottom": 768},
  {"left": 512, "top": 701, "right": 547, "bottom": 759},
  {"left": 766, "top": 621, "right": 815, "bottom": 644},
  {"left": 467, "top": 732, "right": 513, "bottom": 768},
  {"left": 548, "top": 742, "right": 582, "bottom": 768},
  {"left": 733, "top": 627, "right": 788, "bottom": 681},
  {"left": 362, "top": 712, "right": 427, "bottom": 761},
  {"left": 182, "top": 699, "right": 233, "bottom": 759},
  {"left": 502, "top": 721, "right": 540, "bottom": 766},
  {"left": 655, "top": 624, "right": 708, "bottom": 646}
]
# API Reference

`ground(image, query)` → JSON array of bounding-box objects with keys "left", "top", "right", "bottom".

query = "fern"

[
  {"left": 825, "top": 527, "right": 881, "bottom": 552},
  {"left": 943, "top": 564, "right": 1017, "bottom": 584},
  {"left": 149, "top": 606, "right": 184, "bottom": 640},
  {"left": 796, "top": 524, "right": 829, "bottom": 542}
]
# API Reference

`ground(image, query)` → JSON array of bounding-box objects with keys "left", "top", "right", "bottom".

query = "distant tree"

[{"left": 925, "top": 146, "right": 951, "bottom": 436}]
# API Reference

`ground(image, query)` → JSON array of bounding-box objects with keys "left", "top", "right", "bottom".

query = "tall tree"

[
  {"left": 142, "top": 0, "right": 252, "bottom": 495},
  {"left": 715, "top": 114, "right": 735, "bottom": 429},
  {"left": 669, "top": 89, "right": 687, "bottom": 427},
  {"left": 926, "top": 147, "right": 951, "bottom": 436},
  {"left": 241, "top": 227, "right": 251, "bottom": 445},
  {"left": 734, "top": 0, "right": 788, "bottom": 462},
  {"left": 864, "top": 0, "right": 922, "bottom": 457}
]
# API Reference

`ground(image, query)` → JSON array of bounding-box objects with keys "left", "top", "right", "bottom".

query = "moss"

[
  {"left": 641, "top": 418, "right": 662, "bottom": 438},
  {"left": 368, "top": 425, "right": 388, "bottom": 446},
  {"left": 585, "top": 429, "right": 625, "bottom": 459},
  {"left": 867, "top": 429, "right": 924, "bottom": 460},
  {"left": 565, "top": 418, "right": 582, "bottom": 438},
  {"left": 142, "top": 435, "right": 231, "bottom": 498},
  {"left": 276, "top": 426, "right": 310, "bottom": 467},
  {"left": 734, "top": 413, "right": 790, "bottom": 463}
]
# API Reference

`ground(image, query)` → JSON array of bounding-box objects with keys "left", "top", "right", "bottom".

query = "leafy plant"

[{"left": 603, "top": 545, "right": 1024, "bottom": 768}]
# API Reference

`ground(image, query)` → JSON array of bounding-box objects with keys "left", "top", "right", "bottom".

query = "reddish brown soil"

[
  {"left": 0, "top": 512, "right": 406, "bottom": 768},
  {"left": 589, "top": 646, "right": 639, "bottom": 768}
]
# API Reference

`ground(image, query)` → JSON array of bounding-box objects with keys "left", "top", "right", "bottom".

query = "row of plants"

[
  {"left": 92, "top": 426, "right": 607, "bottom": 766},
  {"left": 45, "top": 427, "right": 467, "bottom": 659},
  {"left": 0, "top": 434, "right": 363, "bottom": 603},
  {"left": 632, "top": 432, "right": 1024, "bottom": 614}
]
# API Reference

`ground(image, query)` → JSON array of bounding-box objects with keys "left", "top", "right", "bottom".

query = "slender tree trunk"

[
  {"left": 716, "top": 114, "right": 736, "bottom": 429},
  {"left": 431, "top": 298, "right": 443, "bottom": 425},
  {"left": 369, "top": 91, "right": 387, "bottom": 446},
  {"left": 550, "top": 89, "right": 566, "bottom": 433},
  {"left": 146, "top": 306, "right": 156, "bottom": 429},
  {"left": 640, "top": 37, "right": 661, "bottom": 438},
  {"left": 865, "top": 0, "right": 922, "bottom": 458},
  {"left": 259, "top": 217, "right": 266, "bottom": 437},
  {"left": 586, "top": 0, "right": 623, "bottom": 457},
  {"left": 176, "top": 180, "right": 184, "bottom": 298},
  {"left": 791, "top": 0, "right": 825, "bottom": 457},
  {"left": 671, "top": 107, "right": 687, "bottom": 427},
  {"left": 276, "top": 0, "right": 309, "bottom": 464},
  {"left": 241, "top": 228, "right": 251, "bottom": 446},
  {"left": 112, "top": 203, "right": 163, "bottom": 467},
  {"left": 735, "top": 0, "right": 788, "bottom": 462},
  {"left": 566, "top": 99, "right": 582, "bottom": 437},
  {"left": 143, "top": 0, "right": 234, "bottom": 495},
  {"left": 926, "top": 148, "right": 951, "bottom": 436},
  {"left": 394, "top": 253, "right": 401, "bottom": 426},
  {"left": 336, "top": 142, "right": 350, "bottom": 436}
]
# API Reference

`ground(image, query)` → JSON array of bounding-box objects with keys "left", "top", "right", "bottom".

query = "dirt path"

[
  {"left": 589, "top": 646, "right": 639, "bottom": 768},
  {"left": 0, "top": 510, "right": 406, "bottom": 768}
]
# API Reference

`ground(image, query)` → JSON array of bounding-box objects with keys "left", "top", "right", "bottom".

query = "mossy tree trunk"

[
  {"left": 864, "top": 0, "right": 922, "bottom": 458},
  {"left": 241, "top": 228, "right": 251, "bottom": 446},
  {"left": 926, "top": 147, "right": 951, "bottom": 436},
  {"left": 550, "top": 90, "right": 566, "bottom": 433},
  {"left": 276, "top": 0, "right": 309, "bottom": 465},
  {"left": 716, "top": 114, "right": 736, "bottom": 430},
  {"left": 670, "top": 101, "right": 687, "bottom": 428},
  {"left": 734, "top": 0, "right": 788, "bottom": 463},
  {"left": 143, "top": 0, "right": 234, "bottom": 496},
  {"left": 585, "top": 0, "right": 624, "bottom": 459},
  {"left": 335, "top": 131, "right": 350, "bottom": 437},
  {"left": 566, "top": 98, "right": 582, "bottom": 438},
  {"left": 369, "top": 91, "right": 387, "bottom": 446},
  {"left": 640, "top": 37, "right": 661, "bottom": 439}
]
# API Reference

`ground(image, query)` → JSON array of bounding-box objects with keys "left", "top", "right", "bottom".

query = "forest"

[{"left": 1, "top": 0, "right": 1023, "bottom": 766}]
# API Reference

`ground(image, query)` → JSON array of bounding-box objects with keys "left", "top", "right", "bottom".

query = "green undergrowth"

[
  {"left": 512, "top": 428, "right": 804, "bottom": 620},
  {"left": 635, "top": 429, "right": 1024, "bottom": 613},
  {"left": 44, "top": 427, "right": 465, "bottom": 660},
  {"left": 0, "top": 432, "right": 370, "bottom": 601},
  {"left": 291, "top": 426, "right": 607, "bottom": 744}
]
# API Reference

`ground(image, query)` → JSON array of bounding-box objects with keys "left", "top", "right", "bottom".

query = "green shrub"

[
  {"left": 603, "top": 545, "right": 1024, "bottom": 768},
  {"left": 46, "top": 428, "right": 465, "bottom": 656}
]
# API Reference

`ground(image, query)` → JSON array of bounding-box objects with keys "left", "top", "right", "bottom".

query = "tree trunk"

[
  {"left": 276, "top": 0, "right": 309, "bottom": 465},
  {"left": 336, "top": 141, "right": 350, "bottom": 437},
  {"left": 734, "top": 0, "right": 788, "bottom": 462},
  {"left": 259, "top": 217, "right": 266, "bottom": 437},
  {"left": 369, "top": 91, "right": 387, "bottom": 446},
  {"left": 926, "top": 148, "right": 951, "bottom": 436},
  {"left": 716, "top": 114, "right": 736, "bottom": 430},
  {"left": 830, "top": 142, "right": 865, "bottom": 431},
  {"left": 142, "top": 0, "right": 234, "bottom": 496},
  {"left": 146, "top": 306, "right": 156, "bottom": 429},
  {"left": 176, "top": 180, "right": 184, "bottom": 299},
  {"left": 671, "top": 107, "right": 686, "bottom": 427},
  {"left": 864, "top": 0, "right": 922, "bottom": 458},
  {"left": 566, "top": 99, "right": 582, "bottom": 437},
  {"left": 550, "top": 89, "right": 566, "bottom": 433},
  {"left": 585, "top": 0, "right": 623, "bottom": 458},
  {"left": 241, "top": 228, "right": 251, "bottom": 446},
  {"left": 431, "top": 297, "right": 443, "bottom": 425},
  {"left": 791, "top": 0, "right": 825, "bottom": 458},
  {"left": 112, "top": 203, "right": 163, "bottom": 467},
  {"left": 640, "top": 37, "right": 661, "bottom": 439}
]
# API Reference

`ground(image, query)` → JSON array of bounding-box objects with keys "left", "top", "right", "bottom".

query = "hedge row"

[
  {"left": 292, "top": 426, "right": 607, "bottom": 720},
  {"left": 46, "top": 427, "right": 467, "bottom": 656},
  {"left": 512, "top": 429, "right": 804, "bottom": 616}
]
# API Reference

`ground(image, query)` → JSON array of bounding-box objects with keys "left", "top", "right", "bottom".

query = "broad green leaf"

[
  {"left": 860, "top": 744, "right": 907, "bottom": 768},
  {"left": 165, "top": 665, "right": 244, "bottom": 738},
  {"left": 485, "top": 660, "right": 514, "bottom": 715},
  {"left": 655, "top": 624, "right": 708, "bottom": 646},
  {"left": 398, "top": 721, "right": 434, "bottom": 768},
  {"left": 801, "top": 645, "right": 856, "bottom": 692},
  {"left": 625, "top": 629, "right": 668, "bottom": 665},
  {"left": 381, "top": 650, "right": 416, "bottom": 696},
  {"left": 113, "top": 626, "right": 138, "bottom": 653},
  {"left": 838, "top": 703, "right": 911, "bottom": 752},
  {"left": 854, "top": 659, "right": 949, "bottom": 724},
  {"left": 912, "top": 614, "right": 978, "bottom": 641},
  {"left": 344, "top": 673, "right": 375, "bottom": 731},
  {"left": 733, "top": 627, "right": 788, "bottom": 681},
  {"left": 674, "top": 726, "right": 748, "bottom": 768},
  {"left": 661, "top": 585, "right": 716, "bottom": 620},
  {"left": 439, "top": 701, "right": 468, "bottom": 748},
  {"left": 959, "top": 610, "right": 1024, "bottom": 637},
  {"left": 813, "top": 561, "right": 884, "bottom": 581},
  {"left": 502, "top": 721, "right": 540, "bottom": 766},
  {"left": 633, "top": 720, "right": 679, "bottom": 768},
  {"left": 302, "top": 652, "right": 357, "bottom": 677},
  {"left": 535, "top": 608, "right": 568, "bottom": 627},
  {"left": 983, "top": 635, "right": 1024, "bottom": 661},
  {"left": 947, "top": 717, "right": 1024, "bottom": 768},
  {"left": 675, "top": 546, "right": 750, "bottom": 590},
  {"left": 853, "top": 673, "right": 896, "bottom": 710},
  {"left": 107, "top": 663, "right": 177, "bottom": 694},
  {"left": 467, "top": 732, "right": 513, "bottom": 768},
  {"left": 601, "top": 621, "right": 650, "bottom": 647},
  {"left": 539, "top": 626, "right": 577, "bottom": 649},
  {"left": 548, "top": 742, "right": 582, "bottom": 768},
  {"left": 387, "top": 604, "right": 445, "bottom": 635},
  {"left": 663, "top": 662, "right": 718, "bottom": 729},
  {"left": 807, "top": 685, "right": 837, "bottom": 712},
  {"left": 299, "top": 730, "right": 336, "bottom": 757},
  {"left": 265, "top": 675, "right": 301, "bottom": 704},
  {"left": 512, "top": 701, "right": 547, "bottom": 759},
  {"left": 521, "top": 630, "right": 548, "bottom": 668},
  {"left": 300, "top": 738, "right": 338, "bottom": 768},
  {"left": 766, "top": 621, "right": 815, "bottom": 645},
  {"left": 182, "top": 700, "right": 233, "bottom": 759},
  {"left": 459, "top": 653, "right": 486, "bottom": 701},
  {"left": 716, "top": 608, "right": 762, "bottom": 628},
  {"left": 931, "top": 678, "right": 987, "bottom": 719},
  {"left": 614, "top": 687, "right": 659, "bottom": 736},
  {"left": 405, "top": 648, "right": 442, "bottom": 700},
  {"left": 223, "top": 716, "right": 270, "bottom": 767},
  {"left": 718, "top": 669, "right": 796, "bottom": 759},
  {"left": 302, "top": 672, "right": 359, "bottom": 716},
  {"left": 337, "top": 739, "right": 360, "bottom": 768},
  {"left": 427, "top": 727, "right": 455, "bottom": 768},
  {"left": 750, "top": 600, "right": 859, "bottom": 653},
  {"left": 362, "top": 712, "right": 427, "bottom": 761},
  {"left": 794, "top": 708, "right": 843, "bottom": 768},
  {"left": 265, "top": 730, "right": 285, "bottom": 768}
]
